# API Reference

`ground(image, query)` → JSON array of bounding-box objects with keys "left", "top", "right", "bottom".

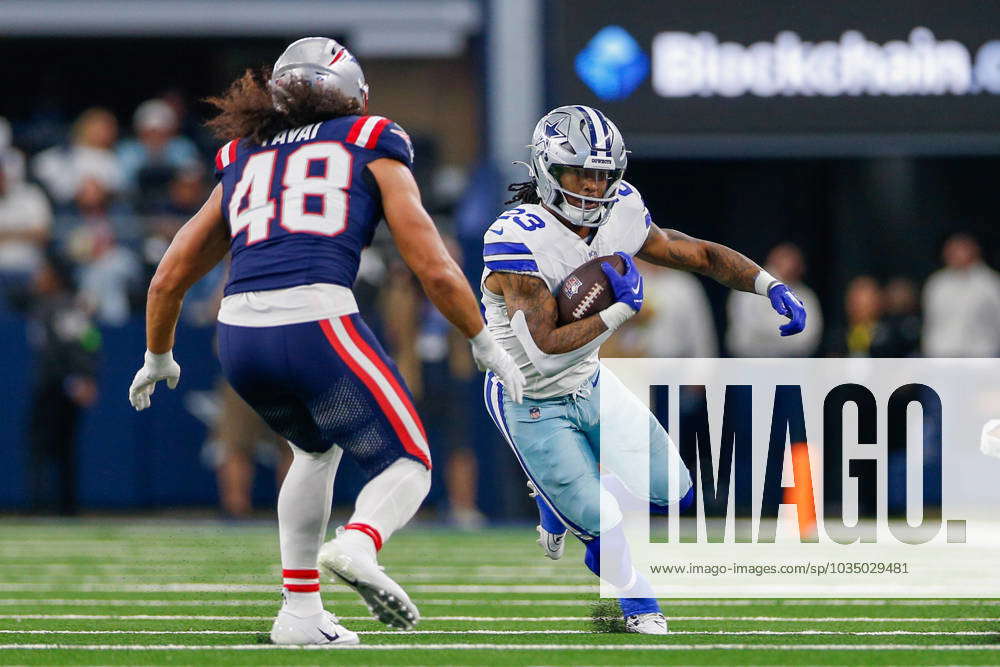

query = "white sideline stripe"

[
  {"left": 2, "top": 629, "right": 996, "bottom": 637},
  {"left": 3, "top": 630, "right": 998, "bottom": 639},
  {"left": 0, "top": 583, "right": 598, "bottom": 593},
  {"left": 3, "top": 614, "right": 998, "bottom": 622},
  {"left": 2, "top": 598, "right": 997, "bottom": 608},
  {"left": 0, "top": 630, "right": 587, "bottom": 636},
  {"left": 4, "top": 643, "right": 1000, "bottom": 651},
  {"left": 352, "top": 116, "right": 385, "bottom": 148},
  {"left": 0, "top": 576, "right": 596, "bottom": 585},
  {"left": 329, "top": 317, "right": 428, "bottom": 457},
  {"left": 0, "top": 564, "right": 580, "bottom": 575}
]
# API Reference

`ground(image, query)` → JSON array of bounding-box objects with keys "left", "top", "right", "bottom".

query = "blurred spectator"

[
  {"left": 163, "top": 165, "right": 210, "bottom": 217},
  {"left": 726, "top": 243, "right": 822, "bottom": 357},
  {"left": 160, "top": 88, "right": 216, "bottom": 155},
  {"left": 0, "top": 150, "right": 52, "bottom": 289},
  {"left": 604, "top": 264, "right": 717, "bottom": 357},
  {"left": 355, "top": 245, "right": 389, "bottom": 338},
  {"left": 8, "top": 248, "right": 100, "bottom": 515},
  {"left": 0, "top": 117, "right": 27, "bottom": 185},
  {"left": 32, "top": 108, "right": 123, "bottom": 207},
  {"left": 382, "top": 240, "right": 484, "bottom": 528},
  {"left": 870, "top": 277, "right": 922, "bottom": 357},
  {"left": 922, "top": 233, "right": 1000, "bottom": 357},
  {"left": 837, "top": 275, "right": 884, "bottom": 357},
  {"left": 118, "top": 99, "right": 199, "bottom": 209},
  {"left": 207, "top": 379, "right": 292, "bottom": 518},
  {"left": 66, "top": 178, "right": 142, "bottom": 326}
]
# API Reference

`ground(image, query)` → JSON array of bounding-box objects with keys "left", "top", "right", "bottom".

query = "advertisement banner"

[{"left": 548, "top": 1, "right": 1000, "bottom": 153}]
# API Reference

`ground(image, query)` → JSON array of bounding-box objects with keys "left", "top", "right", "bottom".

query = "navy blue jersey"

[{"left": 215, "top": 115, "right": 414, "bottom": 295}]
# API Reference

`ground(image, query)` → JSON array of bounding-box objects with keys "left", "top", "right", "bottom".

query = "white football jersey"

[{"left": 480, "top": 182, "right": 652, "bottom": 399}]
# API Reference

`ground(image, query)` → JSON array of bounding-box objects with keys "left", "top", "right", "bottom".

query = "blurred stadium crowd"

[{"left": 3, "top": 99, "right": 999, "bottom": 521}]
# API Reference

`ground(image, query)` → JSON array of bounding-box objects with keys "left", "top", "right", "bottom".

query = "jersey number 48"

[{"left": 229, "top": 142, "right": 351, "bottom": 244}]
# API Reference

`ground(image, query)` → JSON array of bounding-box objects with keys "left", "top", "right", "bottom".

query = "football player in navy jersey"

[{"left": 128, "top": 38, "right": 525, "bottom": 646}]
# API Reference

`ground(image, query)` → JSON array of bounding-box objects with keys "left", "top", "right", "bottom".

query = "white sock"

[
  {"left": 277, "top": 442, "right": 342, "bottom": 617},
  {"left": 340, "top": 458, "right": 431, "bottom": 557}
]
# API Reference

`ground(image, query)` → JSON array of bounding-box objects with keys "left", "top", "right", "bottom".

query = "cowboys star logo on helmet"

[{"left": 514, "top": 105, "right": 628, "bottom": 227}]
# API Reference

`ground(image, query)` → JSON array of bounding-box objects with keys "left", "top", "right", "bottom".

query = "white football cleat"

[
  {"left": 269, "top": 609, "right": 359, "bottom": 645},
  {"left": 536, "top": 524, "right": 565, "bottom": 560},
  {"left": 319, "top": 537, "right": 420, "bottom": 630},
  {"left": 527, "top": 480, "right": 566, "bottom": 560},
  {"left": 624, "top": 612, "right": 669, "bottom": 635}
]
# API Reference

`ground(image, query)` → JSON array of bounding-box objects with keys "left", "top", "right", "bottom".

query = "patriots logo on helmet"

[{"left": 563, "top": 275, "right": 583, "bottom": 299}]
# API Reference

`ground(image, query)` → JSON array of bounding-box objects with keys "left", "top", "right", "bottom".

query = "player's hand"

[
  {"left": 470, "top": 328, "right": 526, "bottom": 403},
  {"left": 767, "top": 283, "right": 807, "bottom": 336},
  {"left": 128, "top": 349, "right": 181, "bottom": 411},
  {"left": 601, "top": 251, "right": 644, "bottom": 312}
]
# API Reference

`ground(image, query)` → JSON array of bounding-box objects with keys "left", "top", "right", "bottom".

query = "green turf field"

[{"left": 0, "top": 521, "right": 997, "bottom": 665}]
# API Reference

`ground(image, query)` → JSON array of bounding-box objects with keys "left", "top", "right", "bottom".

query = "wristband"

[
  {"left": 754, "top": 270, "right": 781, "bottom": 296},
  {"left": 599, "top": 302, "right": 635, "bottom": 333}
]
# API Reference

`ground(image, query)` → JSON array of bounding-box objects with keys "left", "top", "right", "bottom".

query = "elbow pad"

[{"left": 509, "top": 310, "right": 613, "bottom": 378}]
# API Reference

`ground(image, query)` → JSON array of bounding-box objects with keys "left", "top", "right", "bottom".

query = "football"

[{"left": 555, "top": 254, "right": 625, "bottom": 326}]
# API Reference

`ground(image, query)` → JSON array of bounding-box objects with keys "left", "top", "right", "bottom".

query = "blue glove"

[
  {"left": 767, "top": 283, "right": 807, "bottom": 336},
  {"left": 601, "top": 251, "right": 644, "bottom": 312}
]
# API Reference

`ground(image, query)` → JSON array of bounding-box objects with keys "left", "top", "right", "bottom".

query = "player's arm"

[
  {"left": 369, "top": 158, "right": 483, "bottom": 338},
  {"left": 490, "top": 251, "right": 641, "bottom": 377},
  {"left": 369, "top": 157, "right": 525, "bottom": 400},
  {"left": 129, "top": 184, "right": 230, "bottom": 410},
  {"left": 637, "top": 225, "right": 762, "bottom": 292},
  {"left": 637, "top": 225, "right": 806, "bottom": 336},
  {"left": 491, "top": 272, "right": 609, "bottom": 354},
  {"left": 146, "top": 184, "right": 231, "bottom": 352}
]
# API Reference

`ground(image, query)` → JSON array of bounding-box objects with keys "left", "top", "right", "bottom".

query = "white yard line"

[
  {"left": 1, "top": 598, "right": 996, "bottom": 608},
  {"left": 3, "top": 643, "right": 1000, "bottom": 651},
  {"left": 0, "top": 629, "right": 996, "bottom": 636},
  {"left": 1, "top": 614, "right": 997, "bottom": 622},
  {"left": 0, "top": 584, "right": 600, "bottom": 593}
]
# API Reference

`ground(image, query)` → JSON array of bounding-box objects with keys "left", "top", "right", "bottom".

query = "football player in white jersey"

[{"left": 480, "top": 105, "right": 807, "bottom": 634}]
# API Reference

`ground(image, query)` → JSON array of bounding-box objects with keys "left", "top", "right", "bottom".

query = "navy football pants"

[{"left": 217, "top": 313, "right": 431, "bottom": 480}]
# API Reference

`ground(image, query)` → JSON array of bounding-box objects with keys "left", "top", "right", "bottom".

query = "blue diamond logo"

[{"left": 574, "top": 26, "right": 649, "bottom": 101}]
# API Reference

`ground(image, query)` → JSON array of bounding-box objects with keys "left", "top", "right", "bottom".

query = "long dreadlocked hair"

[
  {"left": 204, "top": 67, "right": 363, "bottom": 145},
  {"left": 505, "top": 180, "right": 540, "bottom": 205}
]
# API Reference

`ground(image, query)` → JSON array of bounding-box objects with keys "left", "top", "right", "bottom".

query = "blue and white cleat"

[
  {"left": 528, "top": 480, "right": 566, "bottom": 560},
  {"left": 625, "top": 612, "right": 669, "bottom": 634},
  {"left": 269, "top": 608, "right": 359, "bottom": 645},
  {"left": 536, "top": 524, "right": 566, "bottom": 560}
]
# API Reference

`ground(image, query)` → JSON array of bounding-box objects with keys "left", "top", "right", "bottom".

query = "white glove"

[
  {"left": 469, "top": 327, "right": 526, "bottom": 404},
  {"left": 128, "top": 349, "right": 181, "bottom": 411}
]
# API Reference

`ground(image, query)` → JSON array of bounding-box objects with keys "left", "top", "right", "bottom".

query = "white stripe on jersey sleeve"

[
  {"left": 219, "top": 140, "right": 235, "bottom": 167},
  {"left": 353, "top": 116, "right": 386, "bottom": 147}
]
